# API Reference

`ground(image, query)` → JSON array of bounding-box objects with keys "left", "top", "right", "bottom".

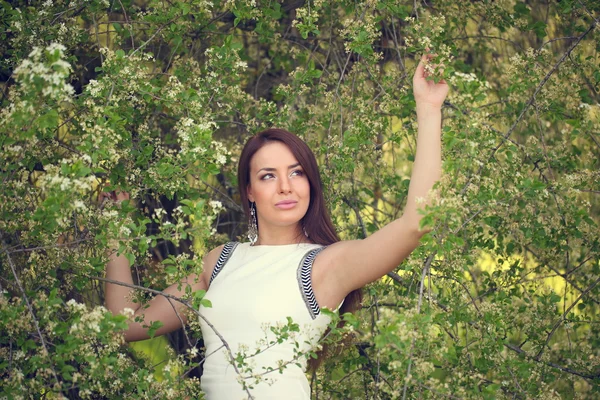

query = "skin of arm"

[
  {"left": 313, "top": 54, "right": 449, "bottom": 309},
  {"left": 105, "top": 223, "right": 224, "bottom": 342}
]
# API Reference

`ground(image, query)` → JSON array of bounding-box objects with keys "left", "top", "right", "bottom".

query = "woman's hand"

[
  {"left": 412, "top": 53, "right": 449, "bottom": 110},
  {"left": 99, "top": 190, "right": 130, "bottom": 204},
  {"left": 98, "top": 190, "right": 131, "bottom": 210}
]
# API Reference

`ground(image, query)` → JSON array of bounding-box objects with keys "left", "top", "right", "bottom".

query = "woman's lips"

[{"left": 275, "top": 200, "right": 298, "bottom": 209}]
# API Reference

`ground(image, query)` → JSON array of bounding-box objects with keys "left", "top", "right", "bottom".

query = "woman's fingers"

[
  {"left": 98, "top": 190, "right": 130, "bottom": 203},
  {"left": 415, "top": 53, "right": 436, "bottom": 79},
  {"left": 113, "top": 191, "right": 130, "bottom": 202},
  {"left": 98, "top": 191, "right": 111, "bottom": 203},
  {"left": 415, "top": 56, "right": 426, "bottom": 75},
  {"left": 416, "top": 52, "right": 446, "bottom": 84}
]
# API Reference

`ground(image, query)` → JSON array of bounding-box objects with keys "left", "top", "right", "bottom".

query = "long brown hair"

[
  {"left": 237, "top": 128, "right": 362, "bottom": 366},
  {"left": 238, "top": 128, "right": 338, "bottom": 246}
]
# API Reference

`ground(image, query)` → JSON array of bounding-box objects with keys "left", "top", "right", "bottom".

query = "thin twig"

[
  {"left": 178, "top": 344, "right": 225, "bottom": 379},
  {"left": 117, "top": 0, "right": 135, "bottom": 51},
  {"left": 401, "top": 253, "right": 435, "bottom": 400},
  {"left": 535, "top": 276, "right": 600, "bottom": 361},
  {"left": 87, "top": 275, "right": 256, "bottom": 399},
  {"left": 578, "top": 0, "right": 600, "bottom": 26},
  {"left": 2, "top": 243, "right": 60, "bottom": 386},
  {"left": 130, "top": 18, "right": 177, "bottom": 57},
  {"left": 165, "top": 297, "right": 193, "bottom": 349},
  {"left": 504, "top": 342, "right": 599, "bottom": 380},
  {"left": 5, "top": 237, "right": 92, "bottom": 254},
  {"left": 460, "top": 22, "right": 596, "bottom": 197},
  {"left": 342, "top": 197, "right": 368, "bottom": 238}
]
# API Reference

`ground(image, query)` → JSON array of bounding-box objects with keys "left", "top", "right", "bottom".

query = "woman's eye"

[
  {"left": 291, "top": 170, "right": 303, "bottom": 177},
  {"left": 260, "top": 173, "right": 274, "bottom": 180}
]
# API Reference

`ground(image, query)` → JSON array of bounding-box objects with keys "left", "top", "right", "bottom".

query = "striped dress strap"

[
  {"left": 209, "top": 242, "right": 239, "bottom": 285},
  {"left": 296, "top": 246, "right": 325, "bottom": 320}
]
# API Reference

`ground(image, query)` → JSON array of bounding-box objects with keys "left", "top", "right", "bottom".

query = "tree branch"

[
  {"left": 535, "top": 276, "right": 600, "bottom": 361},
  {"left": 87, "top": 275, "right": 256, "bottom": 400},
  {"left": 2, "top": 243, "right": 60, "bottom": 386},
  {"left": 460, "top": 21, "right": 596, "bottom": 197},
  {"left": 504, "top": 343, "right": 599, "bottom": 380},
  {"left": 402, "top": 253, "right": 435, "bottom": 400}
]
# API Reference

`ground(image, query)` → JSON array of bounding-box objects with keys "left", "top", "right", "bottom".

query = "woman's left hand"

[{"left": 412, "top": 53, "right": 449, "bottom": 110}]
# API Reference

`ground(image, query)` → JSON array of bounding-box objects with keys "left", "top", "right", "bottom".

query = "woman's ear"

[{"left": 247, "top": 185, "right": 254, "bottom": 202}]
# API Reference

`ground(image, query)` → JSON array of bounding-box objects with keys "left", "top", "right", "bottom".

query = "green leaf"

[
  {"left": 125, "top": 252, "right": 135, "bottom": 266},
  {"left": 513, "top": 2, "right": 530, "bottom": 16},
  {"left": 529, "top": 21, "right": 547, "bottom": 39},
  {"left": 549, "top": 293, "right": 561, "bottom": 303},
  {"left": 146, "top": 321, "right": 164, "bottom": 338},
  {"left": 200, "top": 299, "right": 212, "bottom": 308},
  {"left": 331, "top": 367, "right": 345, "bottom": 381},
  {"left": 38, "top": 109, "right": 59, "bottom": 129}
]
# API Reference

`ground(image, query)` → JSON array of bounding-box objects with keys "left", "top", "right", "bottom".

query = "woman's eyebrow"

[{"left": 257, "top": 163, "right": 301, "bottom": 174}]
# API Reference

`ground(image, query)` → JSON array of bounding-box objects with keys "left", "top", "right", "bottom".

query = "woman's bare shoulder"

[{"left": 199, "top": 244, "right": 226, "bottom": 286}]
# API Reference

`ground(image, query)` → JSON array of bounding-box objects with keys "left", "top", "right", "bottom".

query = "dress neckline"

[{"left": 246, "top": 242, "right": 316, "bottom": 248}]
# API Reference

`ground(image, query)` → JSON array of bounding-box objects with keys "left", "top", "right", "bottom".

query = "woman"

[{"left": 105, "top": 54, "right": 448, "bottom": 399}]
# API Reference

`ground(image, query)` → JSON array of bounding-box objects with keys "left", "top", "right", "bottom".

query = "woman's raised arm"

[{"left": 313, "top": 54, "right": 449, "bottom": 308}]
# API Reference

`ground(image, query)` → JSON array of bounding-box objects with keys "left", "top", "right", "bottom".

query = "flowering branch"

[
  {"left": 535, "top": 276, "right": 600, "bottom": 361},
  {"left": 461, "top": 21, "right": 596, "bottom": 197},
  {"left": 2, "top": 242, "right": 60, "bottom": 386},
  {"left": 401, "top": 253, "right": 435, "bottom": 400},
  {"left": 87, "top": 275, "right": 256, "bottom": 399}
]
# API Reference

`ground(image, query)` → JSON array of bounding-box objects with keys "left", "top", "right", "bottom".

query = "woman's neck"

[{"left": 254, "top": 224, "right": 310, "bottom": 246}]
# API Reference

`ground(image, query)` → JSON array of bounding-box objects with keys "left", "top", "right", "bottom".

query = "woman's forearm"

[{"left": 403, "top": 103, "right": 442, "bottom": 230}]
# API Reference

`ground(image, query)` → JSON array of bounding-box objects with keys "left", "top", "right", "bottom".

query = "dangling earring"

[
  {"left": 248, "top": 202, "right": 258, "bottom": 245},
  {"left": 303, "top": 226, "right": 309, "bottom": 238}
]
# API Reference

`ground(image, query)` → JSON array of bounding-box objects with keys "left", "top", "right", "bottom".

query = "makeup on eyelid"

[{"left": 259, "top": 169, "right": 303, "bottom": 180}]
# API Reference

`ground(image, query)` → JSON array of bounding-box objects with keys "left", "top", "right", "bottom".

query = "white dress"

[{"left": 199, "top": 242, "right": 332, "bottom": 400}]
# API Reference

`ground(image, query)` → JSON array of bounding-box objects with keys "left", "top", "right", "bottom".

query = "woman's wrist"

[{"left": 415, "top": 102, "right": 442, "bottom": 115}]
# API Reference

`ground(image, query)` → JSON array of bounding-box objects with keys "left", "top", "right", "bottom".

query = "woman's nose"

[{"left": 278, "top": 176, "right": 291, "bottom": 193}]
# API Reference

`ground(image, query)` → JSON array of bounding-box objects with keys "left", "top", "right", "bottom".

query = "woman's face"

[{"left": 247, "top": 141, "right": 310, "bottom": 231}]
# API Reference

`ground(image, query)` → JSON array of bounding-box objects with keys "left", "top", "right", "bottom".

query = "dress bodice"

[{"left": 199, "top": 242, "right": 332, "bottom": 400}]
